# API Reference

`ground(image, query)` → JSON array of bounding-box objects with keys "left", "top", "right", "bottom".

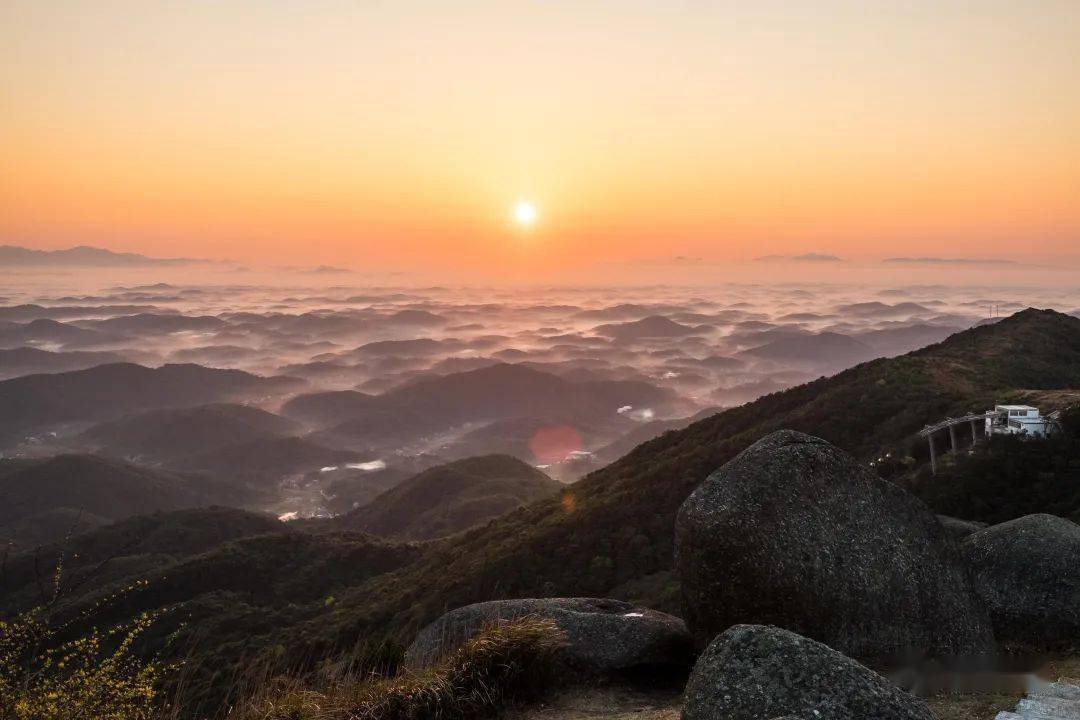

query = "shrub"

[
  {"left": 1059, "top": 403, "right": 1080, "bottom": 439},
  {"left": 907, "top": 432, "right": 1080, "bottom": 524},
  {"left": 0, "top": 605, "right": 169, "bottom": 720},
  {"left": 234, "top": 617, "right": 566, "bottom": 720}
]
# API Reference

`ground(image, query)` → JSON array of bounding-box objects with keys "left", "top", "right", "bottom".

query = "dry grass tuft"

[{"left": 235, "top": 617, "right": 567, "bottom": 720}]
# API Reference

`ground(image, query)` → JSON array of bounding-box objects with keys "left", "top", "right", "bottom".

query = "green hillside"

[
  {"left": 336, "top": 455, "right": 560, "bottom": 540},
  {"left": 0, "top": 506, "right": 285, "bottom": 611},
  {"left": 1, "top": 518, "right": 421, "bottom": 713}
]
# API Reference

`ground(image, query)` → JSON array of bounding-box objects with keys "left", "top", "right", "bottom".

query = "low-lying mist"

[{"left": 3, "top": 267, "right": 1079, "bottom": 525}]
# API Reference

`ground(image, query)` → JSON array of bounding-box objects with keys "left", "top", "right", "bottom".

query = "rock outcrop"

[
  {"left": 962, "top": 513, "right": 1080, "bottom": 649},
  {"left": 682, "top": 624, "right": 935, "bottom": 720},
  {"left": 404, "top": 597, "right": 692, "bottom": 674},
  {"left": 674, "top": 430, "right": 993, "bottom": 661}
]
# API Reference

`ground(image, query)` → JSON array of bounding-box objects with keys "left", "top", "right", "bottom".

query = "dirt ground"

[
  {"left": 507, "top": 686, "right": 681, "bottom": 720},
  {"left": 510, "top": 688, "right": 1018, "bottom": 720},
  {"left": 927, "top": 654, "right": 1080, "bottom": 720}
]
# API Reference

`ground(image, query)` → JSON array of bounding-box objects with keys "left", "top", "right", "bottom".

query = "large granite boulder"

[
  {"left": 674, "top": 430, "right": 993, "bottom": 662},
  {"left": 961, "top": 513, "right": 1080, "bottom": 649},
  {"left": 682, "top": 624, "right": 934, "bottom": 720},
  {"left": 404, "top": 597, "right": 692, "bottom": 673}
]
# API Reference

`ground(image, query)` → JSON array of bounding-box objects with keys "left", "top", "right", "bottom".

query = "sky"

[{"left": 2, "top": 1, "right": 1078, "bottom": 280}]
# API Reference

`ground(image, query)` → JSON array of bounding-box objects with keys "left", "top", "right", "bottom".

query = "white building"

[{"left": 985, "top": 405, "right": 1050, "bottom": 438}]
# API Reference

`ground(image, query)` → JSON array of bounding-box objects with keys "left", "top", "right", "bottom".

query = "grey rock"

[
  {"left": 995, "top": 680, "right": 1080, "bottom": 720},
  {"left": 404, "top": 597, "right": 693, "bottom": 673},
  {"left": 937, "top": 514, "right": 987, "bottom": 540},
  {"left": 675, "top": 430, "right": 994, "bottom": 662},
  {"left": 1032, "top": 681, "right": 1080, "bottom": 701},
  {"left": 1017, "top": 696, "right": 1080, "bottom": 717},
  {"left": 683, "top": 624, "right": 934, "bottom": 720},
  {"left": 962, "top": 513, "right": 1080, "bottom": 649}
]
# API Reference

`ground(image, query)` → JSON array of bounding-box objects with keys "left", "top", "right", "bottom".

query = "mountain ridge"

[{"left": 0, "top": 244, "right": 207, "bottom": 267}]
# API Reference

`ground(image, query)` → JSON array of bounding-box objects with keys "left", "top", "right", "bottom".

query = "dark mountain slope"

[
  {"left": 0, "top": 303, "right": 160, "bottom": 322},
  {"left": 592, "top": 315, "right": 703, "bottom": 341},
  {"left": 25, "top": 531, "right": 422, "bottom": 711},
  {"left": 0, "top": 362, "right": 304, "bottom": 442},
  {"left": 0, "top": 507, "right": 285, "bottom": 611},
  {"left": 852, "top": 323, "right": 961, "bottom": 357},
  {"left": 82, "top": 313, "right": 224, "bottom": 334},
  {"left": 0, "top": 507, "right": 112, "bottom": 550},
  {"left": 280, "top": 390, "right": 382, "bottom": 427},
  {"left": 739, "top": 331, "right": 877, "bottom": 369},
  {"left": 380, "top": 363, "right": 673, "bottom": 427},
  {"left": 277, "top": 309, "right": 1080, "bottom": 656},
  {"left": 336, "top": 455, "right": 559, "bottom": 540},
  {"left": 311, "top": 363, "right": 675, "bottom": 446},
  {"left": 169, "top": 436, "right": 364, "bottom": 481},
  {"left": 79, "top": 403, "right": 299, "bottom": 461},
  {"left": 439, "top": 415, "right": 618, "bottom": 463},
  {"left": 593, "top": 407, "right": 720, "bottom": 464},
  {"left": 0, "top": 318, "right": 122, "bottom": 349},
  {"left": 0, "top": 455, "right": 249, "bottom": 548},
  {"left": 0, "top": 346, "right": 128, "bottom": 380}
]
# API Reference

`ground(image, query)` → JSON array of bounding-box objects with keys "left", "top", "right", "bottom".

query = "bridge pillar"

[
  {"left": 928, "top": 434, "right": 937, "bottom": 474},
  {"left": 949, "top": 424, "right": 958, "bottom": 453}
]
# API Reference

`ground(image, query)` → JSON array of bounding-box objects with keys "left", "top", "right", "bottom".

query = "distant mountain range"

[{"left": 0, "top": 244, "right": 207, "bottom": 267}]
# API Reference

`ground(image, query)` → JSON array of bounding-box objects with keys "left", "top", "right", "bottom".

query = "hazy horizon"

[
  {"left": 3, "top": 1, "right": 1078, "bottom": 281},
  {"left": 5, "top": 245, "right": 1080, "bottom": 288}
]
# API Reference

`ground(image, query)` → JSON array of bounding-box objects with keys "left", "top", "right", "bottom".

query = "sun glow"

[{"left": 512, "top": 200, "right": 537, "bottom": 227}]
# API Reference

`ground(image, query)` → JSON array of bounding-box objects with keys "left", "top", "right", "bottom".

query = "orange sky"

[{"left": 2, "top": 1, "right": 1078, "bottom": 277}]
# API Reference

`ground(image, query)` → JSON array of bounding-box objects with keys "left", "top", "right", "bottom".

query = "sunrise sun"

[{"left": 512, "top": 200, "right": 537, "bottom": 227}]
